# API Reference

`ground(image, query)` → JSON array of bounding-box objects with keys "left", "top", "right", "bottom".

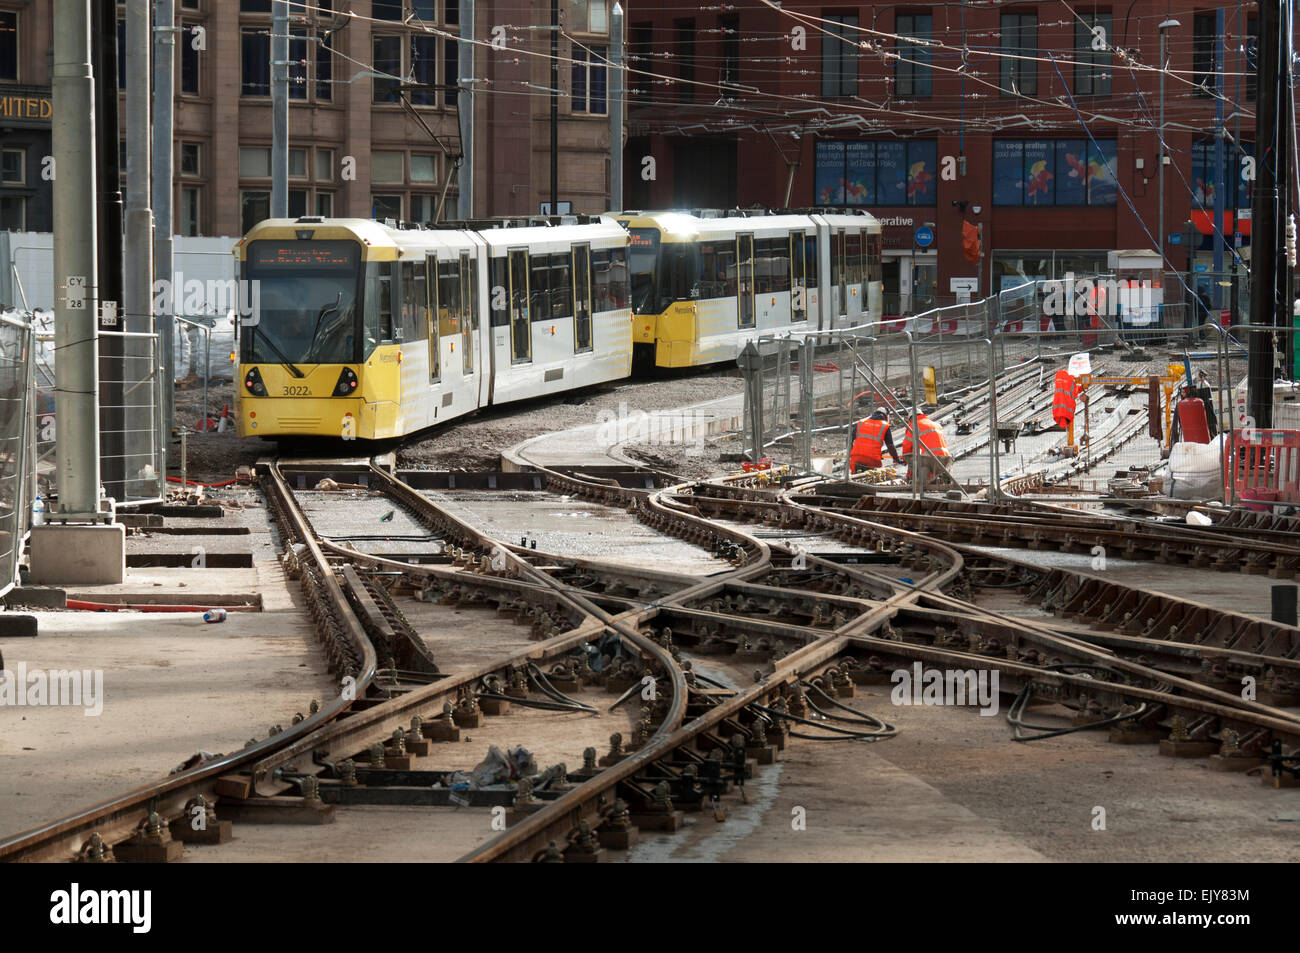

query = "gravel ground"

[{"left": 397, "top": 368, "right": 744, "bottom": 470}]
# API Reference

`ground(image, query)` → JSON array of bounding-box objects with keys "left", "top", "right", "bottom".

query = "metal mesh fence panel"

[
  {"left": 0, "top": 313, "right": 33, "bottom": 597},
  {"left": 99, "top": 331, "right": 163, "bottom": 505}
]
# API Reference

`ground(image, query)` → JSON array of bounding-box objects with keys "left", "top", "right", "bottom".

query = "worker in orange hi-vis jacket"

[
  {"left": 901, "top": 411, "right": 952, "bottom": 484},
  {"left": 849, "top": 409, "right": 903, "bottom": 474}
]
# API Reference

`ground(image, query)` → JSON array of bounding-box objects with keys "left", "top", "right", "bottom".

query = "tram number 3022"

[{"left": 282, "top": 385, "right": 311, "bottom": 396}]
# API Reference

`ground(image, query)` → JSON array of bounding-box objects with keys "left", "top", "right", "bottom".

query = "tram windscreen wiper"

[{"left": 249, "top": 325, "right": 305, "bottom": 379}]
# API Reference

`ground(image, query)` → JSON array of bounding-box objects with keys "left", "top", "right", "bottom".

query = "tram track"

[{"left": 6, "top": 440, "right": 1300, "bottom": 863}]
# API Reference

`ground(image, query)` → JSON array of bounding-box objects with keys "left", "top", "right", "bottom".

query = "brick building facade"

[
  {"left": 623, "top": 1, "right": 1270, "bottom": 315},
  {"left": 0, "top": 0, "right": 618, "bottom": 237}
]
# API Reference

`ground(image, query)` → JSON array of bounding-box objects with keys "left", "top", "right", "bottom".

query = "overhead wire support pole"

[
  {"left": 154, "top": 0, "right": 175, "bottom": 458},
  {"left": 271, "top": 0, "right": 288, "bottom": 219},
  {"left": 92, "top": 0, "right": 124, "bottom": 504},
  {"left": 550, "top": 0, "right": 559, "bottom": 215},
  {"left": 1212, "top": 8, "right": 1225, "bottom": 317},
  {"left": 52, "top": 0, "right": 102, "bottom": 520},
  {"left": 458, "top": 0, "right": 474, "bottom": 218},
  {"left": 123, "top": 0, "right": 153, "bottom": 498},
  {"left": 609, "top": 1, "right": 623, "bottom": 213},
  {"left": 1248, "top": 0, "right": 1283, "bottom": 427}
]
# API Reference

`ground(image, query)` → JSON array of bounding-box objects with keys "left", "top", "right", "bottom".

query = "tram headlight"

[
  {"left": 243, "top": 366, "right": 268, "bottom": 397},
  {"left": 333, "top": 367, "right": 359, "bottom": 396}
]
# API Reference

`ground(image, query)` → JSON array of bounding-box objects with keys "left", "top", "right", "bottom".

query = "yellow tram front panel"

[{"left": 236, "top": 346, "right": 402, "bottom": 439}]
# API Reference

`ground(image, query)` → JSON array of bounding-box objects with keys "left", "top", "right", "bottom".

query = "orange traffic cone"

[{"left": 217, "top": 404, "right": 231, "bottom": 433}]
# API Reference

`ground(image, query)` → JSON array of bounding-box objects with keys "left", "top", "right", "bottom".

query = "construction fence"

[
  {"left": 0, "top": 311, "right": 35, "bottom": 598},
  {"left": 740, "top": 277, "right": 1263, "bottom": 506}
]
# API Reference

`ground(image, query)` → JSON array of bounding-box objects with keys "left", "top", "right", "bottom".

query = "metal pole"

[
  {"left": 987, "top": 337, "right": 1000, "bottom": 499},
  {"left": 154, "top": 0, "right": 175, "bottom": 455},
  {"left": 550, "top": 0, "right": 559, "bottom": 215},
  {"left": 92, "top": 0, "right": 124, "bottom": 503},
  {"left": 610, "top": 1, "right": 624, "bottom": 212},
  {"left": 1248, "top": 0, "right": 1281, "bottom": 427},
  {"left": 52, "top": 0, "right": 102, "bottom": 519},
  {"left": 458, "top": 0, "right": 474, "bottom": 218},
  {"left": 1157, "top": 24, "right": 1172, "bottom": 265},
  {"left": 271, "top": 0, "right": 288, "bottom": 218},
  {"left": 800, "top": 337, "right": 814, "bottom": 472},
  {"left": 906, "top": 331, "right": 920, "bottom": 499},
  {"left": 1212, "top": 10, "right": 1225, "bottom": 314},
  {"left": 124, "top": 0, "right": 153, "bottom": 496}
]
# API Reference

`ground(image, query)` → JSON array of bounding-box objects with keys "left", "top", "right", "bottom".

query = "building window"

[
  {"left": 895, "top": 14, "right": 931, "bottom": 98},
  {"left": 180, "top": 187, "right": 200, "bottom": 236},
  {"left": 316, "top": 192, "right": 333, "bottom": 217},
  {"left": 372, "top": 151, "right": 404, "bottom": 184},
  {"left": 289, "top": 189, "right": 308, "bottom": 218},
  {"left": 373, "top": 35, "right": 401, "bottom": 103},
  {"left": 630, "top": 23, "right": 652, "bottom": 97},
  {"left": 411, "top": 154, "right": 437, "bottom": 183},
  {"left": 316, "top": 148, "right": 334, "bottom": 182},
  {"left": 240, "top": 0, "right": 271, "bottom": 11},
  {"left": 242, "top": 27, "right": 270, "bottom": 96},
  {"left": 289, "top": 27, "right": 308, "bottom": 100},
  {"left": 444, "top": 0, "right": 458, "bottom": 26},
  {"left": 1, "top": 149, "right": 24, "bottom": 185},
  {"left": 239, "top": 147, "right": 271, "bottom": 178},
  {"left": 1193, "top": 12, "right": 1217, "bottom": 97},
  {"left": 182, "top": 0, "right": 199, "bottom": 9},
  {"left": 1192, "top": 139, "right": 1254, "bottom": 209},
  {"left": 0, "top": 11, "right": 14, "bottom": 82},
  {"left": 572, "top": 45, "right": 607, "bottom": 114},
  {"left": 240, "top": 191, "right": 269, "bottom": 234},
  {"left": 411, "top": 194, "right": 439, "bottom": 223},
  {"left": 316, "top": 29, "right": 334, "bottom": 101},
  {"left": 443, "top": 37, "right": 458, "bottom": 106},
  {"left": 373, "top": 194, "right": 402, "bottom": 222},
  {"left": 0, "top": 196, "right": 24, "bottom": 230},
  {"left": 675, "top": 19, "right": 695, "bottom": 103},
  {"left": 1074, "top": 12, "right": 1111, "bottom": 96},
  {"left": 571, "top": 0, "right": 608, "bottom": 34},
  {"left": 289, "top": 148, "right": 308, "bottom": 177},
  {"left": 180, "top": 143, "right": 200, "bottom": 176},
  {"left": 373, "top": 0, "right": 403, "bottom": 20},
  {"left": 720, "top": 15, "right": 739, "bottom": 86},
  {"left": 992, "top": 139, "right": 1118, "bottom": 206},
  {"left": 813, "top": 140, "right": 938, "bottom": 207},
  {"left": 822, "top": 14, "right": 858, "bottom": 98},
  {"left": 180, "top": 23, "right": 200, "bottom": 94},
  {"left": 410, "top": 35, "right": 437, "bottom": 105},
  {"left": 118, "top": 19, "right": 126, "bottom": 89},
  {"left": 1000, "top": 13, "right": 1037, "bottom": 96}
]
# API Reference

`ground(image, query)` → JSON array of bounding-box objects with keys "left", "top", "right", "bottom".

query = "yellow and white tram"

[
  {"left": 233, "top": 207, "right": 882, "bottom": 441},
  {"left": 614, "top": 208, "right": 883, "bottom": 368}
]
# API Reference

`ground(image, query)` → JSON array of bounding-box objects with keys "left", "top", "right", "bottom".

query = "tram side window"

[
  {"left": 866, "top": 234, "right": 882, "bottom": 283},
  {"left": 606, "top": 247, "right": 628, "bottom": 309},
  {"left": 489, "top": 257, "right": 509, "bottom": 327},
  {"left": 805, "top": 236, "right": 818, "bottom": 286},
  {"left": 529, "top": 254, "right": 551, "bottom": 322},
  {"left": 754, "top": 237, "right": 789, "bottom": 295},
  {"left": 550, "top": 253, "right": 572, "bottom": 320},
  {"left": 363, "top": 261, "right": 394, "bottom": 355},
  {"left": 437, "top": 259, "right": 461, "bottom": 335},
  {"left": 398, "top": 260, "right": 427, "bottom": 342},
  {"left": 697, "top": 241, "right": 733, "bottom": 300},
  {"left": 845, "top": 233, "right": 864, "bottom": 296}
]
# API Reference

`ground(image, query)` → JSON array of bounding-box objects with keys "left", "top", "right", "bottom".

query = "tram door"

[
  {"left": 509, "top": 248, "right": 531, "bottom": 363},
  {"left": 789, "top": 233, "right": 806, "bottom": 323},
  {"left": 573, "top": 243, "right": 593, "bottom": 352},
  {"left": 425, "top": 254, "right": 440, "bottom": 382},
  {"left": 460, "top": 251, "right": 474, "bottom": 375},
  {"left": 737, "top": 232, "right": 755, "bottom": 329}
]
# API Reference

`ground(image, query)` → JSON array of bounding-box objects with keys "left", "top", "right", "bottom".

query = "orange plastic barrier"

[{"left": 1225, "top": 429, "right": 1300, "bottom": 507}]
